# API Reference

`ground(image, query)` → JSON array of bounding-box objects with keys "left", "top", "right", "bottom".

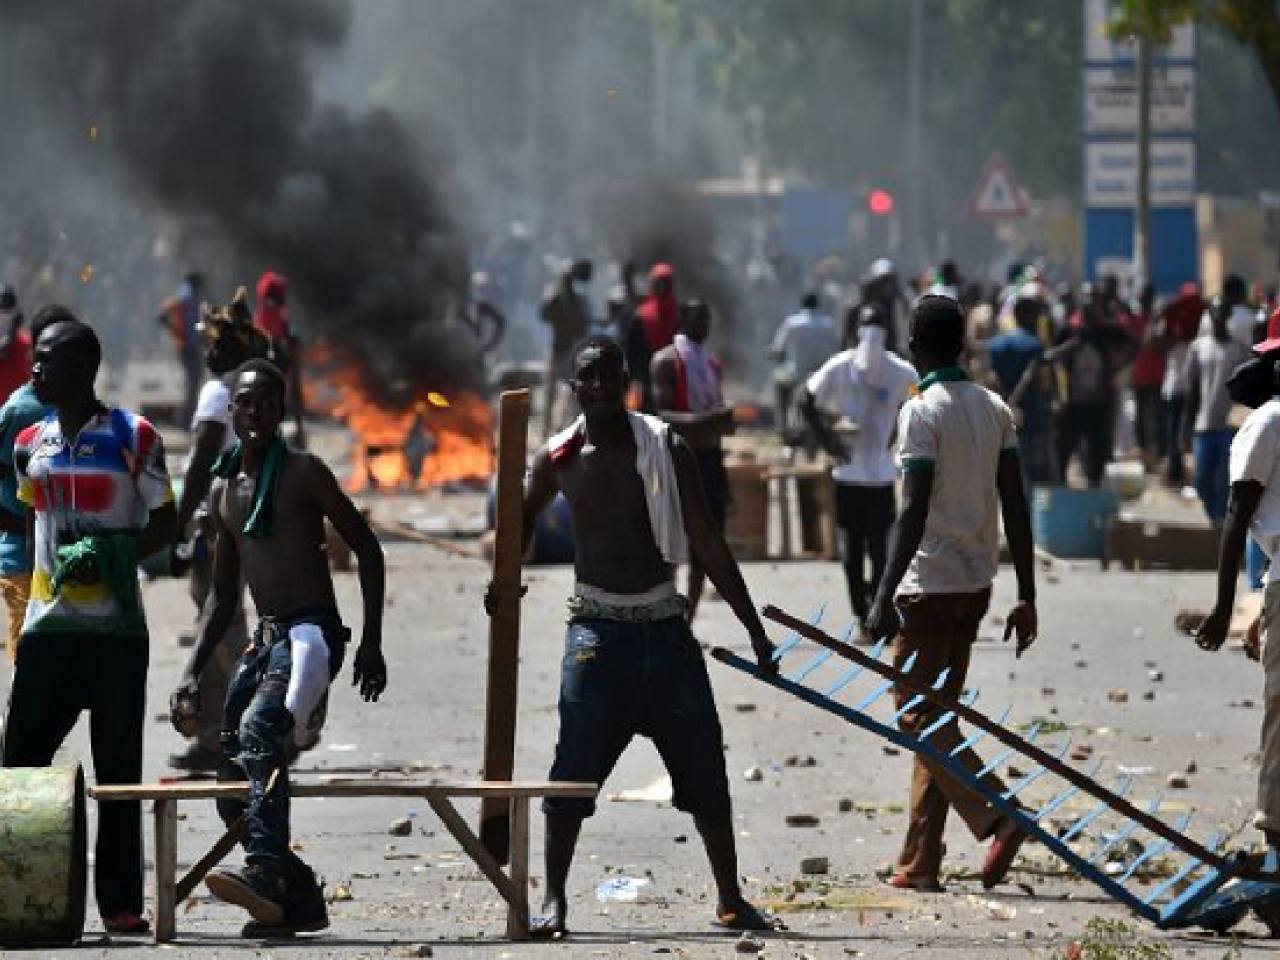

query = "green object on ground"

[{"left": 0, "top": 765, "right": 86, "bottom": 945}]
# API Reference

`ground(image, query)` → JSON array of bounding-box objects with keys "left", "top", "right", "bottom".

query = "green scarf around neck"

[{"left": 212, "top": 435, "right": 288, "bottom": 538}]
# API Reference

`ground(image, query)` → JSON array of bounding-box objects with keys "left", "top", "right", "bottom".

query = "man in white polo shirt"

[
  {"left": 1194, "top": 353, "right": 1280, "bottom": 853},
  {"left": 865, "top": 295, "right": 1039, "bottom": 893}
]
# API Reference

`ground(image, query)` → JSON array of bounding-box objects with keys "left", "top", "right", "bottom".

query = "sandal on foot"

[
  {"left": 529, "top": 914, "right": 569, "bottom": 940},
  {"left": 713, "top": 903, "right": 787, "bottom": 932},
  {"left": 884, "top": 872, "right": 943, "bottom": 893}
]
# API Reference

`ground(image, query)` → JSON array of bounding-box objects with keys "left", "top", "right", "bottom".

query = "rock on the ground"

[
  {"left": 743, "top": 766, "right": 764, "bottom": 782},
  {"left": 389, "top": 817, "right": 414, "bottom": 836},
  {"left": 800, "top": 855, "right": 830, "bottom": 874}
]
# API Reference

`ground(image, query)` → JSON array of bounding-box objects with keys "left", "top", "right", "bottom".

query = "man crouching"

[
  {"left": 507, "top": 335, "right": 781, "bottom": 938},
  {"left": 171, "top": 359, "right": 387, "bottom": 936}
]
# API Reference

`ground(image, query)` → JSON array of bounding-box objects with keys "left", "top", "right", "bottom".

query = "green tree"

[{"left": 1112, "top": 0, "right": 1280, "bottom": 120}]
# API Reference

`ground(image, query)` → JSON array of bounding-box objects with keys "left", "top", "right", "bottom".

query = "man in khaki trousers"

[{"left": 865, "top": 295, "right": 1039, "bottom": 892}]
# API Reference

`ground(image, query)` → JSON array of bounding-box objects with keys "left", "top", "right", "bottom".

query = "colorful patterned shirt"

[{"left": 15, "top": 407, "right": 173, "bottom": 637}]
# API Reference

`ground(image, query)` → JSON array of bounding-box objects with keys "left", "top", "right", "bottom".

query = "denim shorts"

[{"left": 544, "top": 615, "right": 731, "bottom": 819}]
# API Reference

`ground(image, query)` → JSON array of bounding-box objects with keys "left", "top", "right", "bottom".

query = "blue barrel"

[{"left": 1032, "top": 486, "right": 1119, "bottom": 560}]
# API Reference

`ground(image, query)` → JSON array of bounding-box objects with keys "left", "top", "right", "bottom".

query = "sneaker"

[
  {"left": 102, "top": 911, "right": 150, "bottom": 935},
  {"left": 206, "top": 864, "right": 286, "bottom": 926},
  {"left": 241, "top": 864, "right": 329, "bottom": 938},
  {"left": 167, "top": 743, "right": 222, "bottom": 773}
]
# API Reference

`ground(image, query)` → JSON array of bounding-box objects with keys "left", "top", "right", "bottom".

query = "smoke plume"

[{"left": 0, "top": 0, "right": 471, "bottom": 406}]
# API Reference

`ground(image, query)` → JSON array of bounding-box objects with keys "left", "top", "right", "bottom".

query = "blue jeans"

[
  {"left": 1193, "top": 429, "right": 1235, "bottom": 525},
  {"left": 1249, "top": 537, "right": 1269, "bottom": 590},
  {"left": 218, "top": 610, "right": 347, "bottom": 870},
  {"left": 545, "top": 614, "right": 731, "bottom": 819}
]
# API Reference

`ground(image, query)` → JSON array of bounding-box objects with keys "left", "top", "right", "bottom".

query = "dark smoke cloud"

[
  {"left": 593, "top": 175, "right": 746, "bottom": 371},
  {"left": 0, "top": 0, "right": 471, "bottom": 406}
]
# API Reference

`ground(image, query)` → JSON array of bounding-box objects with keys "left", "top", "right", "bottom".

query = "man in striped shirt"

[{"left": 2, "top": 313, "right": 176, "bottom": 935}]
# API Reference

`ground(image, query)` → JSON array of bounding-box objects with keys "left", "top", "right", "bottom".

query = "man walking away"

[
  {"left": 770, "top": 292, "right": 838, "bottom": 444},
  {"left": 3, "top": 314, "right": 177, "bottom": 934},
  {"left": 802, "top": 303, "right": 917, "bottom": 629},
  {"left": 1185, "top": 296, "right": 1252, "bottom": 525},
  {"left": 864, "top": 295, "right": 1038, "bottom": 893}
]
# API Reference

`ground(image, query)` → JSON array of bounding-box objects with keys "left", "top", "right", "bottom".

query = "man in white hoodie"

[{"left": 802, "top": 303, "right": 918, "bottom": 628}]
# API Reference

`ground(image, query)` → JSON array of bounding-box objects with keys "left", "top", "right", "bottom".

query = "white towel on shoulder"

[
  {"left": 629, "top": 412, "right": 689, "bottom": 565},
  {"left": 548, "top": 413, "right": 689, "bottom": 565}
]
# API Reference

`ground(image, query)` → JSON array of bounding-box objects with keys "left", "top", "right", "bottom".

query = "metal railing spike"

[
  {"left": 717, "top": 605, "right": 1280, "bottom": 934},
  {"left": 951, "top": 705, "right": 1011, "bottom": 756},
  {"left": 788, "top": 649, "right": 835, "bottom": 683}
]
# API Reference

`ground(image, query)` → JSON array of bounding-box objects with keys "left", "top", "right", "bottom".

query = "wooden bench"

[{"left": 91, "top": 779, "right": 597, "bottom": 944}]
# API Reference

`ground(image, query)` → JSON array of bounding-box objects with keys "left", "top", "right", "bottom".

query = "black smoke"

[
  {"left": 594, "top": 175, "right": 746, "bottom": 373},
  {"left": 0, "top": 0, "right": 470, "bottom": 406}
]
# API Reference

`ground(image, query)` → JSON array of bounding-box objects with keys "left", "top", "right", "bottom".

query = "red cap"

[
  {"left": 1255, "top": 306, "right": 1280, "bottom": 355},
  {"left": 649, "top": 262, "right": 674, "bottom": 282}
]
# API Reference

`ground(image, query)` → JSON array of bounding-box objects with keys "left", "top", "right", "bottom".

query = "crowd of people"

[{"left": 3, "top": 246, "right": 1280, "bottom": 942}]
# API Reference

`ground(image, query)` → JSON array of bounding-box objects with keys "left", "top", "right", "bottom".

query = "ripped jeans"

[{"left": 217, "top": 607, "right": 348, "bottom": 872}]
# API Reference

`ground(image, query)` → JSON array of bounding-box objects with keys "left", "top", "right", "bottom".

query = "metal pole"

[
  {"left": 1134, "top": 33, "right": 1152, "bottom": 291},
  {"left": 906, "top": 0, "right": 924, "bottom": 270}
]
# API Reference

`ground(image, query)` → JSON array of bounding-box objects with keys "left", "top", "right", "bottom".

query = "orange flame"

[{"left": 305, "top": 345, "right": 494, "bottom": 491}]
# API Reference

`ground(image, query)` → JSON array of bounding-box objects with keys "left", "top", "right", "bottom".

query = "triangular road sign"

[{"left": 967, "top": 154, "right": 1028, "bottom": 220}]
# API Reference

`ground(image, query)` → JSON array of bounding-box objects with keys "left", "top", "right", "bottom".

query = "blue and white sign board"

[{"left": 1083, "top": 0, "right": 1197, "bottom": 294}]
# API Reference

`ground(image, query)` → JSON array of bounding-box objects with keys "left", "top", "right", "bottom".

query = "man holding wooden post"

[{"left": 500, "top": 334, "right": 782, "bottom": 938}]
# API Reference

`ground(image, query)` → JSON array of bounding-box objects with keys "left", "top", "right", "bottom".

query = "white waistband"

[{"left": 574, "top": 581, "right": 678, "bottom": 608}]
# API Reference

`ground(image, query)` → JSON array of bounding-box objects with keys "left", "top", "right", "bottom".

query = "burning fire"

[{"left": 305, "top": 347, "right": 494, "bottom": 491}]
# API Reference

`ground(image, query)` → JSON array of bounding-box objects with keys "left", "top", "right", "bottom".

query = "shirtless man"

[
  {"left": 650, "top": 299, "right": 735, "bottom": 618},
  {"left": 171, "top": 359, "right": 387, "bottom": 936},
  {"left": 512, "top": 335, "right": 779, "bottom": 938}
]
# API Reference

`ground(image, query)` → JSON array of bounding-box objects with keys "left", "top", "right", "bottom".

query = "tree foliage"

[{"left": 1111, "top": 0, "right": 1280, "bottom": 120}]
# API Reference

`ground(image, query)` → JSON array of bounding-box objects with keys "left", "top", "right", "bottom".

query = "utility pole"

[
  {"left": 906, "top": 0, "right": 924, "bottom": 270},
  {"left": 1133, "top": 32, "right": 1152, "bottom": 292}
]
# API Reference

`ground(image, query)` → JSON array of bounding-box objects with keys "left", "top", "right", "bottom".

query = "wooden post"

[
  {"left": 153, "top": 799, "right": 177, "bottom": 943},
  {"left": 480, "top": 390, "right": 531, "bottom": 864},
  {"left": 506, "top": 796, "right": 531, "bottom": 939}
]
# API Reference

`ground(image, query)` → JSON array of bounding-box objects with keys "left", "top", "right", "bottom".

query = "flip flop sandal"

[
  {"left": 529, "top": 914, "right": 569, "bottom": 940},
  {"left": 713, "top": 904, "right": 787, "bottom": 932}
]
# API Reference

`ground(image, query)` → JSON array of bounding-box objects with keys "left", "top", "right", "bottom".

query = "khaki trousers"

[
  {"left": 892, "top": 589, "right": 1006, "bottom": 878},
  {"left": 1257, "top": 583, "right": 1280, "bottom": 832},
  {"left": 1, "top": 572, "right": 30, "bottom": 664}
]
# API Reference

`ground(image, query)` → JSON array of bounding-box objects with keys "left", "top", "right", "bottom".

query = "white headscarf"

[{"left": 853, "top": 323, "right": 887, "bottom": 388}]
